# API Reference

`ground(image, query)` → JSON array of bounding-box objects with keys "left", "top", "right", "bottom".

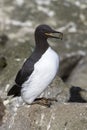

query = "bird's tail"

[{"left": 7, "top": 84, "right": 21, "bottom": 97}]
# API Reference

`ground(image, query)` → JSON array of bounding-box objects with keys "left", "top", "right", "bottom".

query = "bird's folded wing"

[{"left": 15, "top": 59, "right": 34, "bottom": 86}]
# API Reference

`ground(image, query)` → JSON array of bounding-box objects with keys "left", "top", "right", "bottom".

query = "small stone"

[
  {"left": 0, "top": 56, "right": 7, "bottom": 70},
  {"left": 0, "top": 34, "right": 9, "bottom": 45}
]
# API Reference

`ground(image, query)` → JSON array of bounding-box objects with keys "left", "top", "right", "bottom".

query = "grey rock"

[
  {"left": 59, "top": 54, "right": 84, "bottom": 81},
  {"left": 67, "top": 56, "right": 87, "bottom": 101},
  {"left": 0, "top": 97, "right": 5, "bottom": 126},
  {"left": 42, "top": 76, "right": 70, "bottom": 103},
  {"left": 67, "top": 56, "right": 87, "bottom": 88},
  {"left": 0, "top": 34, "right": 9, "bottom": 45},
  {"left": 0, "top": 75, "right": 70, "bottom": 129},
  {"left": 1, "top": 103, "right": 87, "bottom": 130}
]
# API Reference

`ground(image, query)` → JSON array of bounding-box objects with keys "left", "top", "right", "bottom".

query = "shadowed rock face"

[
  {"left": 59, "top": 54, "right": 84, "bottom": 81},
  {"left": 66, "top": 57, "right": 87, "bottom": 88}
]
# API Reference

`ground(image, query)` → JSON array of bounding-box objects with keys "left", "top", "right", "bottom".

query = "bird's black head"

[
  {"left": 68, "top": 86, "right": 87, "bottom": 103},
  {"left": 70, "top": 86, "right": 86, "bottom": 93},
  {"left": 35, "top": 24, "right": 63, "bottom": 40}
]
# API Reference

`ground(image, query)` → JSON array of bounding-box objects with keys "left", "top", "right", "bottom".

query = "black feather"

[{"left": 7, "top": 84, "right": 21, "bottom": 97}]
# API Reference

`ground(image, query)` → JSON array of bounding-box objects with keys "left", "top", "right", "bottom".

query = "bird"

[
  {"left": 68, "top": 86, "right": 87, "bottom": 103},
  {"left": 7, "top": 24, "right": 63, "bottom": 106}
]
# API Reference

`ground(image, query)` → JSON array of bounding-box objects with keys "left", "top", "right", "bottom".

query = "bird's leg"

[{"left": 32, "top": 97, "right": 57, "bottom": 107}]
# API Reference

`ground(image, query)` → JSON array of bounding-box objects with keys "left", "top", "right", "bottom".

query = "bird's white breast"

[{"left": 21, "top": 47, "right": 59, "bottom": 104}]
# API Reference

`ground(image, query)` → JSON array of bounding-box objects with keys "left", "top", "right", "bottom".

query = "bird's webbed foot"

[{"left": 32, "top": 97, "right": 57, "bottom": 107}]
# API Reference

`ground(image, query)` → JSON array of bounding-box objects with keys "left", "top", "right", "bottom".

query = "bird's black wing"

[
  {"left": 15, "top": 46, "right": 48, "bottom": 86},
  {"left": 7, "top": 57, "right": 35, "bottom": 97},
  {"left": 15, "top": 57, "right": 35, "bottom": 86}
]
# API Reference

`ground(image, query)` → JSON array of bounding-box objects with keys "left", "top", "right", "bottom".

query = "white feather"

[{"left": 21, "top": 47, "right": 59, "bottom": 104}]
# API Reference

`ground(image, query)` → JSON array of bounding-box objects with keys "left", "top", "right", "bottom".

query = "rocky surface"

[
  {"left": 0, "top": 76, "right": 87, "bottom": 130},
  {"left": 0, "top": 34, "right": 9, "bottom": 46},
  {"left": 0, "top": 0, "right": 87, "bottom": 129},
  {"left": 59, "top": 53, "right": 84, "bottom": 81},
  {"left": 0, "top": 76, "right": 70, "bottom": 129},
  {"left": 67, "top": 56, "right": 87, "bottom": 88},
  {"left": 0, "top": 98, "right": 5, "bottom": 126},
  {"left": 1, "top": 103, "right": 87, "bottom": 130}
]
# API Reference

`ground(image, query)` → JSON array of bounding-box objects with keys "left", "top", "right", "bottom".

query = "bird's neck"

[{"left": 35, "top": 36, "right": 49, "bottom": 51}]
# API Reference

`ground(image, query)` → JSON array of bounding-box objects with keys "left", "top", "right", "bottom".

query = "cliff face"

[{"left": 0, "top": 0, "right": 87, "bottom": 129}]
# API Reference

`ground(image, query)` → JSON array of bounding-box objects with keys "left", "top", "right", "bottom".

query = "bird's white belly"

[{"left": 21, "top": 47, "right": 59, "bottom": 104}]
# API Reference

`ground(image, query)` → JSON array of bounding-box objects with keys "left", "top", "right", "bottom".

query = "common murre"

[{"left": 7, "top": 24, "right": 63, "bottom": 107}]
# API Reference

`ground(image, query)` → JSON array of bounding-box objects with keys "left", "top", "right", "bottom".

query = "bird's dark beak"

[{"left": 45, "top": 31, "right": 63, "bottom": 40}]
